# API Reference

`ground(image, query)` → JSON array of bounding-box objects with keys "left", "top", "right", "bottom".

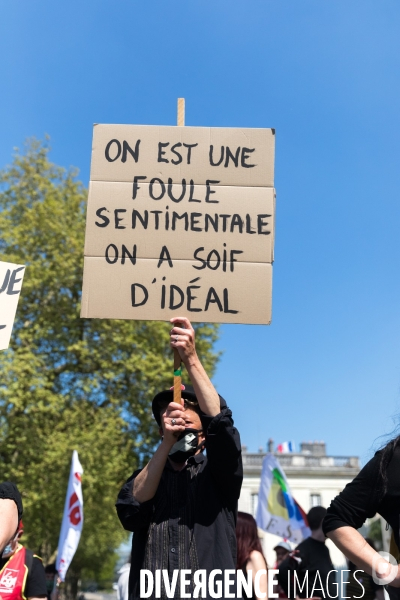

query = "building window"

[
  {"left": 252, "top": 493, "right": 259, "bottom": 517},
  {"left": 310, "top": 493, "right": 321, "bottom": 507}
]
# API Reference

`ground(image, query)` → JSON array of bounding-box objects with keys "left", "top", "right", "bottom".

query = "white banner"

[
  {"left": 0, "top": 261, "right": 25, "bottom": 351},
  {"left": 56, "top": 451, "right": 84, "bottom": 581}
]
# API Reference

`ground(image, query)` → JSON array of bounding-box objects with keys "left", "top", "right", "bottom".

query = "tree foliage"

[{"left": 0, "top": 139, "right": 220, "bottom": 582}]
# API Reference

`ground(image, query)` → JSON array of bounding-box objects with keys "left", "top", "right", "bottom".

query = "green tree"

[{"left": 0, "top": 139, "right": 220, "bottom": 592}]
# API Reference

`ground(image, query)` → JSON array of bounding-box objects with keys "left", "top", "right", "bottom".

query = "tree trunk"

[{"left": 61, "top": 569, "right": 80, "bottom": 600}]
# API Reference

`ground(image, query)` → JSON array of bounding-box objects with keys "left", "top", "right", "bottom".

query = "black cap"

[
  {"left": 0, "top": 482, "right": 23, "bottom": 521},
  {"left": 152, "top": 383, "right": 227, "bottom": 426}
]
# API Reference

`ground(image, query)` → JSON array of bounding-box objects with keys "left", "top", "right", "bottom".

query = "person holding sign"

[{"left": 116, "top": 317, "right": 243, "bottom": 599}]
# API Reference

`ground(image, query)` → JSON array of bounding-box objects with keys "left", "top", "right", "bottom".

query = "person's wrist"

[
  {"left": 161, "top": 436, "right": 176, "bottom": 451},
  {"left": 183, "top": 352, "right": 200, "bottom": 369}
]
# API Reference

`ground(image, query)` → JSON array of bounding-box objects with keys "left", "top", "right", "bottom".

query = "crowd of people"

[{"left": 3, "top": 316, "right": 400, "bottom": 599}]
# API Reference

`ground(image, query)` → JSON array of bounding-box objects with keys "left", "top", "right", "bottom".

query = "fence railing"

[{"left": 242, "top": 453, "right": 359, "bottom": 469}]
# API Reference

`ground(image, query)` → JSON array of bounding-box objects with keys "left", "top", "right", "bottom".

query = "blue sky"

[{"left": 1, "top": 1, "right": 400, "bottom": 463}]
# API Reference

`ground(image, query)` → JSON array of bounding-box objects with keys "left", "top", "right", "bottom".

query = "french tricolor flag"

[{"left": 276, "top": 441, "right": 295, "bottom": 453}]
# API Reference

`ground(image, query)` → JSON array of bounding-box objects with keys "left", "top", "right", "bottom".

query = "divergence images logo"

[{"left": 69, "top": 492, "right": 81, "bottom": 526}]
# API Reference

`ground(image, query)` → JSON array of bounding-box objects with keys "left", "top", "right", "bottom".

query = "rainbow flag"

[{"left": 256, "top": 454, "right": 310, "bottom": 543}]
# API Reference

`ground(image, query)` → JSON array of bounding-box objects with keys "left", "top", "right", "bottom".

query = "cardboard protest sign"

[
  {"left": 0, "top": 261, "right": 26, "bottom": 350},
  {"left": 90, "top": 125, "right": 275, "bottom": 187},
  {"left": 81, "top": 124, "right": 275, "bottom": 324}
]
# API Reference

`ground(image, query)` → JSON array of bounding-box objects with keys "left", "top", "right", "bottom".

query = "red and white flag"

[{"left": 56, "top": 450, "right": 84, "bottom": 582}]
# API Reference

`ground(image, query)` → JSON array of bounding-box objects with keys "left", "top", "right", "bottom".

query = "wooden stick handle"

[
  {"left": 177, "top": 98, "right": 185, "bottom": 126},
  {"left": 173, "top": 348, "right": 183, "bottom": 406},
  {"left": 172, "top": 100, "right": 185, "bottom": 406}
]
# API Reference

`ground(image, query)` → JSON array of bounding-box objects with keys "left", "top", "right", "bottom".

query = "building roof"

[{"left": 242, "top": 445, "right": 360, "bottom": 478}]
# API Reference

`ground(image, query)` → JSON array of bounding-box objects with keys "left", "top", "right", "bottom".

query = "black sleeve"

[
  {"left": 0, "top": 482, "right": 23, "bottom": 521},
  {"left": 25, "top": 556, "right": 47, "bottom": 598},
  {"left": 115, "top": 470, "right": 154, "bottom": 533},
  {"left": 200, "top": 407, "right": 243, "bottom": 502},
  {"left": 323, "top": 451, "right": 383, "bottom": 536}
]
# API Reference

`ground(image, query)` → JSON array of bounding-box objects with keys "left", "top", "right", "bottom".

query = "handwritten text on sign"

[
  {"left": 81, "top": 125, "right": 275, "bottom": 324},
  {"left": 0, "top": 261, "right": 25, "bottom": 350}
]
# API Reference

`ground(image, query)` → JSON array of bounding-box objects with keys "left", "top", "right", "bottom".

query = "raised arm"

[
  {"left": 170, "top": 317, "right": 242, "bottom": 499},
  {"left": 132, "top": 401, "right": 186, "bottom": 503},
  {"left": 170, "top": 317, "right": 220, "bottom": 417}
]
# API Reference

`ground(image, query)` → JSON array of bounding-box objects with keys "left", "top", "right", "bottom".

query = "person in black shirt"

[
  {"left": 323, "top": 443, "right": 400, "bottom": 597},
  {"left": 278, "top": 506, "right": 336, "bottom": 599},
  {"left": 44, "top": 563, "right": 58, "bottom": 600},
  {"left": 0, "top": 520, "right": 47, "bottom": 600},
  {"left": 0, "top": 482, "right": 23, "bottom": 556},
  {"left": 116, "top": 317, "right": 243, "bottom": 600}
]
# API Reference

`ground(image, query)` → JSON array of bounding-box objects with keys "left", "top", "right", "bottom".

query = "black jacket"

[{"left": 323, "top": 447, "right": 400, "bottom": 548}]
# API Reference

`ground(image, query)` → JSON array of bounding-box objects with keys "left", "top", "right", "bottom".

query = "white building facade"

[{"left": 238, "top": 441, "right": 360, "bottom": 567}]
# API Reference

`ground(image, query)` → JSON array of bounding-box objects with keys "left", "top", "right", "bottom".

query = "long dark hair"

[
  {"left": 236, "top": 512, "right": 266, "bottom": 570},
  {"left": 379, "top": 434, "right": 400, "bottom": 495}
]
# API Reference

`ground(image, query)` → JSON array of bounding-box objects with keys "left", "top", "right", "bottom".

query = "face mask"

[
  {"left": 168, "top": 428, "right": 202, "bottom": 463},
  {"left": 2, "top": 543, "right": 13, "bottom": 557},
  {"left": 46, "top": 579, "right": 55, "bottom": 593},
  {"left": 2, "top": 531, "right": 20, "bottom": 559}
]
